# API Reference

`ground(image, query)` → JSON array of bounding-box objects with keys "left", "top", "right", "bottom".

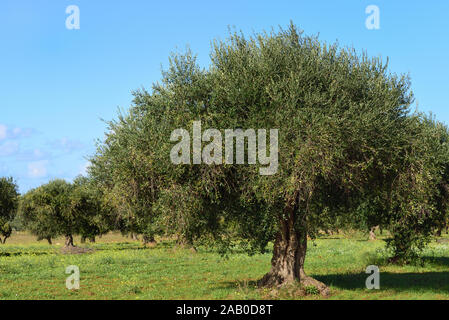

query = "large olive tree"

[{"left": 91, "top": 24, "right": 424, "bottom": 293}]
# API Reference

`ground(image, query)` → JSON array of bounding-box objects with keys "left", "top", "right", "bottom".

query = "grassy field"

[{"left": 1, "top": 231, "right": 449, "bottom": 300}]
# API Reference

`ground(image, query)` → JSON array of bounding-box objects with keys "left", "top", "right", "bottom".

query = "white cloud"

[
  {"left": 15, "top": 148, "right": 48, "bottom": 161},
  {"left": 0, "top": 125, "right": 35, "bottom": 141},
  {"left": 0, "top": 141, "right": 20, "bottom": 156},
  {"left": 11, "top": 127, "right": 35, "bottom": 139},
  {"left": 0, "top": 125, "right": 7, "bottom": 140},
  {"left": 28, "top": 160, "right": 49, "bottom": 178},
  {"left": 33, "top": 149, "right": 44, "bottom": 158},
  {"left": 48, "top": 138, "right": 85, "bottom": 153},
  {"left": 12, "top": 128, "right": 21, "bottom": 135}
]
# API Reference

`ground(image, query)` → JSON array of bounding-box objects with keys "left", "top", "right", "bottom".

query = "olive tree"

[
  {"left": 20, "top": 180, "right": 74, "bottom": 246},
  {"left": 0, "top": 177, "right": 19, "bottom": 244},
  {"left": 89, "top": 109, "right": 164, "bottom": 245},
  {"left": 384, "top": 116, "right": 449, "bottom": 263},
  {"left": 91, "top": 24, "right": 421, "bottom": 293},
  {"left": 71, "top": 176, "right": 111, "bottom": 244},
  {"left": 206, "top": 25, "right": 416, "bottom": 291},
  {"left": 20, "top": 179, "right": 107, "bottom": 247}
]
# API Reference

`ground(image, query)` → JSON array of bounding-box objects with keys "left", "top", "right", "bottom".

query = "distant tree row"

[
  {"left": 0, "top": 176, "right": 111, "bottom": 247},
  {"left": 18, "top": 177, "right": 111, "bottom": 247}
]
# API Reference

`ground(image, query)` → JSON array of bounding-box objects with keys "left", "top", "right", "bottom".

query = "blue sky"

[{"left": 1, "top": 0, "right": 448, "bottom": 193}]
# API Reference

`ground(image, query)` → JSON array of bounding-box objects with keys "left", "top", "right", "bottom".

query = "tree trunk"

[
  {"left": 143, "top": 235, "right": 157, "bottom": 248},
  {"left": 65, "top": 234, "right": 75, "bottom": 247},
  {"left": 143, "top": 235, "right": 156, "bottom": 244},
  {"left": 259, "top": 214, "right": 329, "bottom": 296},
  {"left": 89, "top": 236, "right": 96, "bottom": 243},
  {"left": 176, "top": 237, "right": 197, "bottom": 252},
  {"left": 80, "top": 236, "right": 86, "bottom": 244},
  {"left": 369, "top": 226, "right": 377, "bottom": 240},
  {"left": 46, "top": 237, "right": 52, "bottom": 245}
]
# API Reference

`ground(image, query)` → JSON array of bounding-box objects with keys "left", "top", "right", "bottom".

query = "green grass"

[{"left": 1, "top": 232, "right": 449, "bottom": 300}]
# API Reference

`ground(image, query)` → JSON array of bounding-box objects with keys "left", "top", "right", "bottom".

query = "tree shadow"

[
  {"left": 216, "top": 256, "right": 449, "bottom": 295},
  {"left": 92, "top": 246, "right": 152, "bottom": 252},
  {"left": 90, "top": 242, "right": 153, "bottom": 251},
  {"left": 421, "top": 256, "right": 449, "bottom": 268},
  {"left": 0, "top": 251, "right": 51, "bottom": 257},
  {"left": 315, "top": 270, "right": 449, "bottom": 293}
]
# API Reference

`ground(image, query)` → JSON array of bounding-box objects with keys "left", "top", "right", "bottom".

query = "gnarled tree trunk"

[
  {"left": 131, "top": 233, "right": 139, "bottom": 241},
  {"left": 369, "top": 226, "right": 377, "bottom": 240},
  {"left": 176, "top": 237, "right": 197, "bottom": 252},
  {"left": 143, "top": 235, "right": 156, "bottom": 245},
  {"left": 65, "top": 234, "right": 74, "bottom": 247},
  {"left": 259, "top": 208, "right": 329, "bottom": 296},
  {"left": 2, "top": 235, "right": 9, "bottom": 244}
]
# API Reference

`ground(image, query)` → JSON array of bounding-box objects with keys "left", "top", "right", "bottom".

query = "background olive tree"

[
  {"left": 0, "top": 177, "right": 19, "bottom": 244},
  {"left": 71, "top": 176, "right": 111, "bottom": 244},
  {"left": 19, "top": 178, "right": 107, "bottom": 247},
  {"left": 384, "top": 115, "right": 449, "bottom": 263}
]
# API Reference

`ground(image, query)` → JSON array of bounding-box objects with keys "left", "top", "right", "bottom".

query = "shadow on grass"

[
  {"left": 92, "top": 245, "right": 150, "bottom": 252},
  {"left": 217, "top": 258, "right": 449, "bottom": 295},
  {"left": 421, "top": 256, "right": 449, "bottom": 268},
  {"left": 0, "top": 251, "right": 52, "bottom": 257},
  {"left": 314, "top": 255, "right": 449, "bottom": 293},
  {"left": 219, "top": 272, "right": 449, "bottom": 294},
  {"left": 315, "top": 270, "right": 449, "bottom": 293}
]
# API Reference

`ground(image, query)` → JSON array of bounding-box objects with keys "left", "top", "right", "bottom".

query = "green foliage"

[
  {"left": 89, "top": 23, "right": 449, "bottom": 277},
  {"left": 19, "top": 180, "right": 73, "bottom": 242},
  {"left": 304, "top": 285, "right": 320, "bottom": 295},
  {"left": 19, "top": 178, "right": 109, "bottom": 244},
  {"left": 89, "top": 105, "right": 167, "bottom": 242},
  {"left": 0, "top": 177, "right": 19, "bottom": 244},
  {"left": 94, "top": 25, "right": 408, "bottom": 242},
  {"left": 384, "top": 116, "right": 449, "bottom": 263},
  {"left": 71, "top": 176, "right": 112, "bottom": 241}
]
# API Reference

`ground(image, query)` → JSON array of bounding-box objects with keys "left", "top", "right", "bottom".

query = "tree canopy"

[
  {"left": 19, "top": 178, "right": 108, "bottom": 247},
  {"left": 0, "top": 177, "right": 19, "bottom": 244},
  {"left": 87, "top": 23, "right": 449, "bottom": 294}
]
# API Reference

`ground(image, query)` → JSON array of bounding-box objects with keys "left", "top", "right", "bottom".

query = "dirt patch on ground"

[{"left": 60, "top": 246, "right": 95, "bottom": 255}]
